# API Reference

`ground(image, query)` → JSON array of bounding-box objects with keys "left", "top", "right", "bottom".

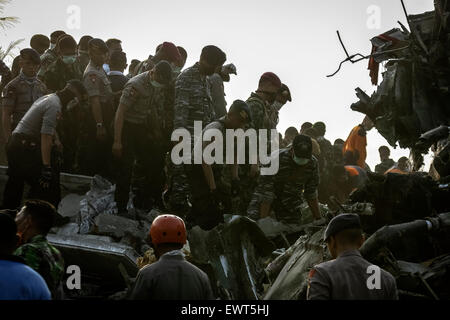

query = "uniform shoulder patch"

[{"left": 308, "top": 268, "right": 316, "bottom": 278}]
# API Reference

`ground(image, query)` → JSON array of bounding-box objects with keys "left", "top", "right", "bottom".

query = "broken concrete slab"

[
  {"left": 94, "top": 213, "right": 140, "bottom": 239},
  {"left": 58, "top": 194, "right": 84, "bottom": 218},
  {"left": 47, "top": 234, "right": 139, "bottom": 297},
  {"left": 55, "top": 222, "right": 79, "bottom": 236}
]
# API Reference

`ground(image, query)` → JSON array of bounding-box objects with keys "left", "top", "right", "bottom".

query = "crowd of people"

[{"left": 0, "top": 30, "right": 408, "bottom": 300}]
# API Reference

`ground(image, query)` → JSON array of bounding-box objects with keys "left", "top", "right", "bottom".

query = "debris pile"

[{"left": 350, "top": 3, "right": 450, "bottom": 169}]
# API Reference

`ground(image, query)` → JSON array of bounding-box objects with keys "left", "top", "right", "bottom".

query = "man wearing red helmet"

[{"left": 129, "top": 215, "right": 214, "bottom": 300}]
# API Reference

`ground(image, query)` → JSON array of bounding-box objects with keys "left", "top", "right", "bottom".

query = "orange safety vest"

[{"left": 343, "top": 125, "right": 367, "bottom": 168}]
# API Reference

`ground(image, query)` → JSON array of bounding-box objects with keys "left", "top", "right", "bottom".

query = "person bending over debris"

[
  {"left": 342, "top": 116, "right": 374, "bottom": 168},
  {"left": 307, "top": 213, "right": 398, "bottom": 300},
  {"left": 247, "top": 134, "right": 322, "bottom": 224},
  {"left": 385, "top": 156, "right": 411, "bottom": 175},
  {"left": 0, "top": 212, "right": 51, "bottom": 300},
  {"left": 14, "top": 200, "right": 65, "bottom": 299},
  {"left": 129, "top": 214, "right": 214, "bottom": 300}
]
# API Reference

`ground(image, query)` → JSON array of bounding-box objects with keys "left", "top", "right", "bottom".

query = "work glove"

[
  {"left": 231, "top": 179, "right": 240, "bottom": 197},
  {"left": 39, "top": 166, "right": 53, "bottom": 190}
]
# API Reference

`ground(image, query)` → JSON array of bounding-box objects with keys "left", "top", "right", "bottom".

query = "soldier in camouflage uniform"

[
  {"left": 79, "top": 38, "right": 115, "bottom": 179},
  {"left": 112, "top": 61, "right": 173, "bottom": 214},
  {"left": 2, "top": 49, "right": 47, "bottom": 143},
  {"left": 168, "top": 45, "right": 226, "bottom": 216},
  {"left": 14, "top": 200, "right": 65, "bottom": 299},
  {"left": 247, "top": 134, "right": 322, "bottom": 224},
  {"left": 236, "top": 72, "right": 282, "bottom": 215},
  {"left": 42, "top": 35, "right": 84, "bottom": 172},
  {"left": 188, "top": 100, "right": 251, "bottom": 229},
  {"left": 38, "top": 30, "right": 66, "bottom": 79}
]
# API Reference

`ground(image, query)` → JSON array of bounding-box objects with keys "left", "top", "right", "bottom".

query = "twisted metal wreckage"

[{"left": 6, "top": 0, "right": 448, "bottom": 300}]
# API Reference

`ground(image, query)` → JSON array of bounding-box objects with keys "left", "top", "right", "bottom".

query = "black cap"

[
  {"left": 324, "top": 213, "right": 362, "bottom": 241},
  {"left": 201, "top": 45, "right": 226, "bottom": 67},
  {"left": 229, "top": 99, "right": 251, "bottom": 123},
  {"left": 20, "top": 48, "right": 41, "bottom": 65},
  {"left": 279, "top": 83, "right": 292, "bottom": 102},
  {"left": 292, "top": 134, "right": 312, "bottom": 159},
  {"left": 88, "top": 38, "right": 109, "bottom": 53},
  {"left": 153, "top": 60, "right": 173, "bottom": 85}
]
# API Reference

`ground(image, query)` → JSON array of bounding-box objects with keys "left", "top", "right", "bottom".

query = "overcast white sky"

[{"left": 0, "top": 0, "right": 435, "bottom": 169}]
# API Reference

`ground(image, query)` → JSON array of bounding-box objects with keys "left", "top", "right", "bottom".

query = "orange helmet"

[{"left": 150, "top": 214, "right": 187, "bottom": 246}]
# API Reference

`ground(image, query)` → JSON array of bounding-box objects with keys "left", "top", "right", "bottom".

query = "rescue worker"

[
  {"left": 107, "top": 51, "right": 129, "bottom": 112},
  {"left": 269, "top": 83, "right": 291, "bottom": 129},
  {"left": 135, "top": 42, "right": 182, "bottom": 75},
  {"left": 42, "top": 34, "right": 84, "bottom": 92},
  {"left": 247, "top": 134, "right": 322, "bottom": 224},
  {"left": 343, "top": 116, "right": 374, "bottom": 168},
  {"left": 0, "top": 213, "right": 50, "bottom": 300},
  {"left": 313, "top": 121, "right": 333, "bottom": 205},
  {"left": 281, "top": 126, "right": 298, "bottom": 148},
  {"left": 307, "top": 213, "right": 398, "bottom": 300},
  {"left": 129, "top": 214, "right": 214, "bottom": 300},
  {"left": 30, "top": 34, "right": 50, "bottom": 55},
  {"left": 300, "top": 121, "right": 312, "bottom": 135},
  {"left": 208, "top": 63, "right": 236, "bottom": 119},
  {"left": 113, "top": 61, "right": 173, "bottom": 215},
  {"left": 79, "top": 38, "right": 114, "bottom": 178},
  {"left": 38, "top": 30, "right": 66, "bottom": 78},
  {"left": 2, "top": 48, "right": 47, "bottom": 143},
  {"left": 104, "top": 38, "right": 123, "bottom": 73},
  {"left": 14, "top": 199, "right": 65, "bottom": 299},
  {"left": 2, "top": 80, "right": 87, "bottom": 210},
  {"left": 42, "top": 35, "right": 85, "bottom": 173},
  {"left": 385, "top": 156, "right": 410, "bottom": 175},
  {"left": 127, "top": 59, "right": 141, "bottom": 79},
  {"left": 169, "top": 45, "right": 225, "bottom": 215},
  {"left": 77, "top": 35, "right": 93, "bottom": 71},
  {"left": 303, "top": 127, "right": 321, "bottom": 158},
  {"left": 375, "top": 146, "right": 395, "bottom": 174},
  {"left": 237, "top": 72, "right": 283, "bottom": 215},
  {"left": 329, "top": 164, "right": 368, "bottom": 204},
  {"left": 188, "top": 100, "right": 252, "bottom": 230}
]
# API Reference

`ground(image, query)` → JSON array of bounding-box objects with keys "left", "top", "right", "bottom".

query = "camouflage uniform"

[
  {"left": 247, "top": 148, "right": 319, "bottom": 224},
  {"left": 169, "top": 63, "right": 214, "bottom": 215},
  {"left": 14, "top": 235, "right": 65, "bottom": 299},
  {"left": 115, "top": 71, "right": 171, "bottom": 211},
  {"left": 2, "top": 71, "right": 47, "bottom": 130},
  {"left": 38, "top": 48, "right": 59, "bottom": 79},
  {"left": 42, "top": 58, "right": 84, "bottom": 172},
  {"left": 375, "top": 158, "right": 395, "bottom": 174},
  {"left": 79, "top": 61, "right": 114, "bottom": 178},
  {"left": 235, "top": 93, "right": 273, "bottom": 215},
  {"left": 187, "top": 118, "right": 230, "bottom": 229}
]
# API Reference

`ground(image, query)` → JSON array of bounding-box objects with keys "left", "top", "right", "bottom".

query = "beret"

[
  {"left": 324, "top": 213, "right": 362, "bottom": 241},
  {"left": 259, "top": 72, "right": 281, "bottom": 89}
]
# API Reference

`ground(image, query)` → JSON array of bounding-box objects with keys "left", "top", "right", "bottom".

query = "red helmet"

[{"left": 150, "top": 214, "right": 187, "bottom": 246}]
